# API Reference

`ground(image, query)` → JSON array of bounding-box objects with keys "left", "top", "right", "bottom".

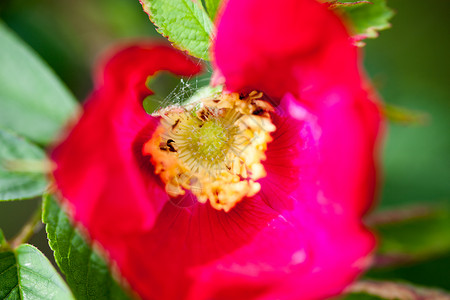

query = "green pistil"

[{"left": 189, "top": 120, "right": 230, "bottom": 163}]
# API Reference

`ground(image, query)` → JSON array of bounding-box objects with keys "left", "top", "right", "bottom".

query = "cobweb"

[{"left": 144, "top": 60, "right": 215, "bottom": 114}]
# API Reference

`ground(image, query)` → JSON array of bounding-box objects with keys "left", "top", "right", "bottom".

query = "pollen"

[{"left": 143, "top": 91, "right": 276, "bottom": 212}]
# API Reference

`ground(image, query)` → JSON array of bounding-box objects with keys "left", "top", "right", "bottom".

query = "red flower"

[{"left": 52, "top": 0, "right": 382, "bottom": 299}]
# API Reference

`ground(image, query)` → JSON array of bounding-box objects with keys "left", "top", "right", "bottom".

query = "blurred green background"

[{"left": 0, "top": 0, "right": 449, "bottom": 294}]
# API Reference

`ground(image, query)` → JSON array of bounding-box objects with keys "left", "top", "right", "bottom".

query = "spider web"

[{"left": 144, "top": 59, "right": 214, "bottom": 114}]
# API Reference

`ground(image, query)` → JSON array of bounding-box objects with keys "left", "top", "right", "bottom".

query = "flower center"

[
  {"left": 186, "top": 118, "right": 232, "bottom": 166},
  {"left": 143, "top": 91, "right": 276, "bottom": 212}
]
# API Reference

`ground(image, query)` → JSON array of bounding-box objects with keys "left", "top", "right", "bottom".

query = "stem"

[
  {"left": 365, "top": 204, "right": 436, "bottom": 227},
  {"left": 347, "top": 280, "right": 450, "bottom": 300},
  {"left": 372, "top": 253, "right": 416, "bottom": 269},
  {"left": 11, "top": 205, "right": 43, "bottom": 249},
  {"left": 382, "top": 103, "right": 429, "bottom": 126}
]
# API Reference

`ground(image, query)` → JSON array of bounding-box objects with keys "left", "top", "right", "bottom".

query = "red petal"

[
  {"left": 51, "top": 43, "right": 202, "bottom": 239},
  {"left": 311, "top": 88, "right": 382, "bottom": 216},
  {"left": 262, "top": 91, "right": 381, "bottom": 217},
  {"left": 213, "top": 0, "right": 361, "bottom": 101},
  {"left": 52, "top": 33, "right": 380, "bottom": 299},
  {"left": 184, "top": 97, "right": 378, "bottom": 300},
  {"left": 101, "top": 95, "right": 377, "bottom": 300},
  {"left": 187, "top": 204, "right": 374, "bottom": 300},
  {"left": 113, "top": 197, "right": 281, "bottom": 300}
]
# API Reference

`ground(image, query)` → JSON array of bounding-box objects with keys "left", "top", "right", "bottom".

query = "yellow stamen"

[{"left": 143, "top": 91, "right": 275, "bottom": 212}]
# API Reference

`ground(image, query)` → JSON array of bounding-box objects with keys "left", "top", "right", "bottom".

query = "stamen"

[{"left": 143, "top": 91, "right": 276, "bottom": 212}]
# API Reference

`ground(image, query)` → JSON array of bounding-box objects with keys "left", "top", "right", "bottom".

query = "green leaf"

[
  {"left": 143, "top": 71, "right": 186, "bottom": 113},
  {"left": 143, "top": 70, "right": 213, "bottom": 113},
  {"left": 366, "top": 252, "right": 450, "bottom": 291},
  {"left": 341, "top": 293, "right": 385, "bottom": 300},
  {"left": 0, "top": 21, "right": 78, "bottom": 145},
  {"left": 185, "top": 84, "right": 223, "bottom": 105},
  {"left": 375, "top": 205, "right": 450, "bottom": 260},
  {"left": 332, "top": 0, "right": 394, "bottom": 45},
  {"left": 364, "top": 0, "right": 449, "bottom": 209},
  {"left": 141, "top": 0, "right": 214, "bottom": 60},
  {"left": 204, "top": 0, "right": 221, "bottom": 21},
  {"left": 42, "top": 194, "right": 131, "bottom": 300},
  {"left": 0, "top": 229, "right": 7, "bottom": 250},
  {"left": 0, "top": 129, "right": 48, "bottom": 201},
  {"left": 0, "top": 244, "right": 74, "bottom": 300}
]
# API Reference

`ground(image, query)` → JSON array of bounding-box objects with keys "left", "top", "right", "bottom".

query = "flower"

[{"left": 51, "top": 0, "right": 382, "bottom": 299}]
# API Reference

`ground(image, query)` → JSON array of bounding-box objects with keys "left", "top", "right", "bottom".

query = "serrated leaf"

[
  {"left": 332, "top": 0, "right": 394, "bottom": 45},
  {"left": 141, "top": 0, "right": 214, "bottom": 60},
  {"left": 42, "top": 194, "right": 131, "bottom": 300},
  {"left": 0, "top": 244, "right": 74, "bottom": 300},
  {"left": 0, "top": 129, "right": 48, "bottom": 201},
  {"left": 204, "top": 0, "right": 221, "bottom": 21},
  {"left": 0, "top": 21, "right": 78, "bottom": 145}
]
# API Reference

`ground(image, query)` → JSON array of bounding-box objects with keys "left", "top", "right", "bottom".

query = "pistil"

[{"left": 143, "top": 91, "right": 275, "bottom": 212}]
